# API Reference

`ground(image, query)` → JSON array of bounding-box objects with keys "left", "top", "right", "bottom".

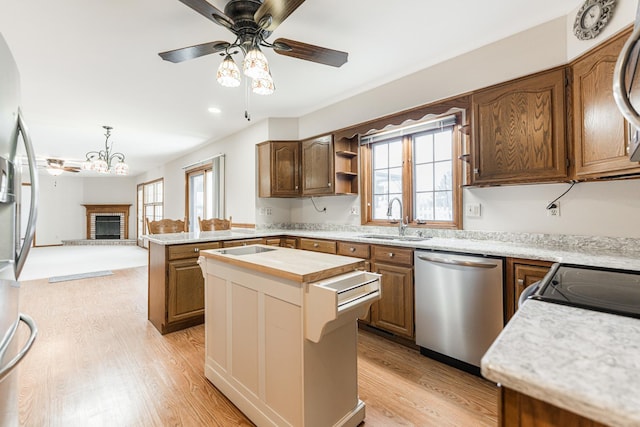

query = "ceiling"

[{"left": 1, "top": 0, "right": 578, "bottom": 176}]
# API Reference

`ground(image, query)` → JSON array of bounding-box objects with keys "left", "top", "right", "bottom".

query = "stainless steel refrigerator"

[{"left": 0, "top": 32, "right": 39, "bottom": 426}]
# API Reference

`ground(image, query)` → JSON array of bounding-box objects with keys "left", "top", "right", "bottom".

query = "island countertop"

[
  {"left": 199, "top": 244, "right": 365, "bottom": 283},
  {"left": 481, "top": 300, "right": 640, "bottom": 427}
]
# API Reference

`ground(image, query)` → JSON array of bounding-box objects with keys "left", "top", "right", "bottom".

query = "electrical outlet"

[
  {"left": 265, "top": 207, "right": 272, "bottom": 216},
  {"left": 350, "top": 206, "right": 359, "bottom": 215},
  {"left": 465, "top": 203, "right": 481, "bottom": 217},
  {"left": 547, "top": 201, "right": 560, "bottom": 217}
]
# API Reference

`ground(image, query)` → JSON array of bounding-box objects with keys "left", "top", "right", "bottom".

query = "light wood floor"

[{"left": 17, "top": 266, "right": 497, "bottom": 426}]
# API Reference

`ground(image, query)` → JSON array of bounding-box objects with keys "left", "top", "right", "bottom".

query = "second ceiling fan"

[{"left": 159, "top": 0, "right": 348, "bottom": 94}]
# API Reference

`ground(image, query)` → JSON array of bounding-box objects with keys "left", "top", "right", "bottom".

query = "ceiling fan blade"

[
  {"left": 159, "top": 41, "right": 230, "bottom": 63},
  {"left": 255, "top": 0, "right": 305, "bottom": 31},
  {"left": 273, "top": 38, "right": 348, "bottom": 67},
  {"left": 178, "top": 0, "right": 233, "bottom": 28}
]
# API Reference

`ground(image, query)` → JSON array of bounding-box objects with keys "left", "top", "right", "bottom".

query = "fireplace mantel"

[{"left": 83, "top": 204, "right": 131, "bottom": 240}]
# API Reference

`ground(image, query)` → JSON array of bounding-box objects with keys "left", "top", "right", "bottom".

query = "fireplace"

[
  {"left": 95, "top": 215, "right": 122, "bottom": 239},
  {"left": 83, "top": 204, "right": 131, "bottom": 240}
]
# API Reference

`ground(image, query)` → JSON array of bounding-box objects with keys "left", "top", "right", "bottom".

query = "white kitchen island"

[{"left": 198, "top": 244, "right": 380, "bottom": 427}]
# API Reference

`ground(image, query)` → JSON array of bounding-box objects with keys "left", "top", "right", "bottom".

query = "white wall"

[{"left": 34, "top": 174, "right": 136, "bottom": 246}]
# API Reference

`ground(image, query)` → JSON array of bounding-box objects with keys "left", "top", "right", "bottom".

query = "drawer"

[
  {"left": 337, "top": 241, "right": 370, "bottom": 259},
  {"left": 222, "top": 238, "right": 265, "bottom": 248},
  {"left": 371, "top": 245, "right": 413, "bottom": 266},
  {"left": 168, "top": 241, "right": 222, "bottom": 261},
  {"left": 299, "top": 238, "right": 337, "bottom": 254},
  {"left": 265, "top": 237, "right": 282, "bottom": 246}
]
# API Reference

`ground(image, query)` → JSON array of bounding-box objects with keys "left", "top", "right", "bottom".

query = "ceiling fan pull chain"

[{"left": 244, "top": 77, "right": 251, "bottom": 121}]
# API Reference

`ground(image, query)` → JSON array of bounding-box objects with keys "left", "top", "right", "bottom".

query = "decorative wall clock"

[{"left": 573, "top": 0, "right": 616, "bottom": 40}]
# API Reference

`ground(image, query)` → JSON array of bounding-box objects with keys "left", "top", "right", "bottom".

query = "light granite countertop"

[
  {"left": 145, "top": 228, "right": 640, "bottom": 271},
  {"left": 482, "top": 300, "right": 640, "bottom": 426}
]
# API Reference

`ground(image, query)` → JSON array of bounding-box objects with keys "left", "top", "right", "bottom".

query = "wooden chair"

[
  {"left": 146, "top": 218, "right": 186, "bottom": 234},
  {"left": 198, "top": 216, "right": 232, "bottom": 231}
]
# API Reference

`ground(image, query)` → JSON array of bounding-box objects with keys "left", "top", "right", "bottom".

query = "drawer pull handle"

[
  {"left": 349, "top": 247, "right": 356, "bottom": 252},
  {"left": 194, "top": 248, "right": 199, "bottom": 252}
]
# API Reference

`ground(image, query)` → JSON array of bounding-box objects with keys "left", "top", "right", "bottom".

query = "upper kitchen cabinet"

[
  {"left": 471, "top": 68, "right": 568, "bottom": 185},
  {"left": 301, "top": 134, "right": 334, "bottom": 196},
  {"left": 333, "top": 131, "right": 359, "bottom": 195},
  {"left": 572, "top": 28, "right": 640, "bottom": 179},
  {"left": 257, "top": 141, "right": 300, "bottom": 198}
]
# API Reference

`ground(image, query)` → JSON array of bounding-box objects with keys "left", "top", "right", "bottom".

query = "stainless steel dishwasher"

[{"left": 414, "top": 250, "right": 503, "bottom": 374}]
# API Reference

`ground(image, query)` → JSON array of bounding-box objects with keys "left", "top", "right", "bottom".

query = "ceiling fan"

[
  {"left": 158, "top": 0, "right": 348, "bottom": 69},
  {"left": 42, "top": 158, "right": 81, "bottom": 175}
]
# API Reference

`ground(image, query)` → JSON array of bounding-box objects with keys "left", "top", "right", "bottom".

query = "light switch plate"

[{"left": 465, "top": 203, "right": 481, "bottom": 217}]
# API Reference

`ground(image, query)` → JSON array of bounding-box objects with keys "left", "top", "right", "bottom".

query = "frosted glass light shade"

[
  {"left": 46, "top": 167, "right": 64, "bottom": 176},
  {"left": 114, "top": 162, "right": 129, "bottom": 176},
  {"left": 243, "top": 47, "right": 269, "bottom": 79},
  {"left": 216, "top": 55, "right": 241, "bottom": 87},
  {"left": 252, "top": 73, "right": 275, "bottom": 95},
  {"left": 93, "top": 159, "right": 109, "bottom": 174},
  {"left": 81, "top": 160, "right": 93, "bottom": 171}
]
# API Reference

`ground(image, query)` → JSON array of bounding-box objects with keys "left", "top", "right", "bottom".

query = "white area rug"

[
  {"left": 19, "top": 245, "right": 148, "bottom": 281},
  {"left": 49, "top": 270, "right": 113, "bottom": 283}
]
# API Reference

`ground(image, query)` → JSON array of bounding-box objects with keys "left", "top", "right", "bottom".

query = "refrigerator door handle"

[
  {"left": 15, "top": 109, "right": 39, "bottom": 278},
  {"left": 0, "top": 313, "right": 37, "bottom": 383}
]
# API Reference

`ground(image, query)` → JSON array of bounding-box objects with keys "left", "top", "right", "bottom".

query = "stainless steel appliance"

[
  {"left": 414, "top": 250, "right": 503, "bottom": 374},
  {"left": 613, "top": 1, "right": 640, "bottom": 160},
  {"left": 0, "top": 32, "right": 39, "bottom": 427},
  {"left": 526, "top": 263, "right": 640, "bottom": 319}
]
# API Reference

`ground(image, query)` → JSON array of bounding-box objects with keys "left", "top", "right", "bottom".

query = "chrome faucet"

[{"left": 387, "top": 197, "right": 408, "bottom": 236}]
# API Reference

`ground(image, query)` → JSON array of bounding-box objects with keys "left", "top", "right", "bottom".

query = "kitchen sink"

[{"left": 358, "top": 234, "right": 430, "bottom": 242}]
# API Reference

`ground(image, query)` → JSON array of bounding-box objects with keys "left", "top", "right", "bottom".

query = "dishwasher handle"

[{"left": 416, "top": 254, "right": 498, "bottom": 269}]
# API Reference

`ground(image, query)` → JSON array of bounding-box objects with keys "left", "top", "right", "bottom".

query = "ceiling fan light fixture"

[
  {"left": 243, "top": 46, "right": 270, "bottom": 79},
  {"left": 252, "top": 73, "right": 275, "bottom": 95},
  {"left": 46, "top": 167, "right": 64, "bottom": 176},
  {"left": 217, "top": 54, "right": 241, "bottom": 87}
]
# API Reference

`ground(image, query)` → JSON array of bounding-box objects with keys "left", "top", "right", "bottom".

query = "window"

[
  {"left": 185, "top": 155, "right": 225, "bottom": 232},
  {"left": 362, "top": 114, "right": 462, "bottom": 229},
  {"left": 137, "top": 178, "right": 163, "bottom": 245}
]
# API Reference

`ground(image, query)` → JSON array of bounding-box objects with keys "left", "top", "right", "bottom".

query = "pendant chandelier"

[
  {"left": 82, "top": 125, "right": 129, "bottom": 175},
  {"left": 216, "top": 43, "right": 274, "bottom": 95}
]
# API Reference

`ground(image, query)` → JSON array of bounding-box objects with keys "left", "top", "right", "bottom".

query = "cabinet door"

[
  {"left": 572, "top": 29, "right": 640, "bottom": 178},
  {"left": 471, "top": 68, "right": 568, "bottom": 184},
  {"left": 167, "top": 259, "right": 205, "bottom": 324},
  {"left": 258, "top": 141, "right": 300, "bottom": 197},
  {"left": 506, "top": 259, "right": 552, "bottom": 321},
  {"left": 301, "top": 135, "right": 334, "bottom": 196},
  {"left": 370, "top": 262, "right": 414, "bottom": 339}
]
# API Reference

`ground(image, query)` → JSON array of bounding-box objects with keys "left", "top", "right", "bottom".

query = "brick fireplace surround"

[{"left": 82, "top": 204, "right": 131, "bottom": 240}]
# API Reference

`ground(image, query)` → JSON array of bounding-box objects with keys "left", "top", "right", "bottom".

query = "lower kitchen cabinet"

[
  {"left": 221, "top": 238, "right": 265, "bottom": 247},
  {"left": 148, "top": 240, "right": 221, "bottom": 334},
  {"left": 298, "top": 237, "right": 337, "bottom": 254},
  {"left": 500, "top": 387, "right": 607, "bottom": 427},
  {"left": 370, "top": 245, "right": 414, "bottom": 339},
  {"left": 506, "top": 258, "right": 553, "bottom": 321}
]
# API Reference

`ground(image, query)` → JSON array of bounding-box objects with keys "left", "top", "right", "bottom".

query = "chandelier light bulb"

[
  {"left": 93, "top": 159, "right": 109, "bottom": 174},
  {"left": 243, "top": 46, "right": 270, "bottom": 79},
  {"left": 217, "top": 54, "right": 241, "bottom": 87},
  {"left": 114, "top": 162, "right": 129, "bottom": 176}
]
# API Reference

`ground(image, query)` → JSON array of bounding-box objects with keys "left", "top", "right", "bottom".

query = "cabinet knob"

[
  {"left": 517, "top": 279, "right": 524, "bottom": 286},
  {"left": 313, "top": 243, "right": 319, "bottom": 248},
  {"left": 328, "top": 182, "right": 331, "bottom": 187},
  {"left": 295, "top": 185, "right": 299, "bottom": 190},
  {"left": 473, "top": 168, "right": 479, "bottom": 174},
  {"left": 349, "top": 247, "right": 356, "bottom": 252},
  {"left": 388, "top": 253, "right": 394, "bottom": 257}
]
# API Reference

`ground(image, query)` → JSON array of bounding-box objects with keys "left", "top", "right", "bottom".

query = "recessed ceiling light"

[{"left": 208, "top": 107, "right": 221, "bottom": 114}]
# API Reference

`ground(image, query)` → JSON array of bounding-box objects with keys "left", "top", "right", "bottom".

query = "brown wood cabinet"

[
  {"left": 301, "top": 135, "right": 334, "bottom": 196},
  {"left": 500, "top": 387, "right": 607, "bottom": 427},
  {"left": 572, "top": 28, "right": 640, "bottom": 179},
  {"left": 471, "top": 68, "right": 568, "bottom": 185},
  {"left": 148, "top": 240, "right": 221, "bottom": 334},
  {"left": 333, "top": 131, "right": 359, "bottom": 195},
  {"left": 221, "top": 238, "right": 266, "bottom": 248},
  {"left": 298, "top": 237, "right": 337, "bottom": 254},
  {"left": 505, "top": 258, "right": 553, "bottom": 322},
  {"left": 257, "top": 141, "right": 300, "bottom": 197},
  {"left": 370, "top": 245, "right": 414, "bottom": 339}
]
